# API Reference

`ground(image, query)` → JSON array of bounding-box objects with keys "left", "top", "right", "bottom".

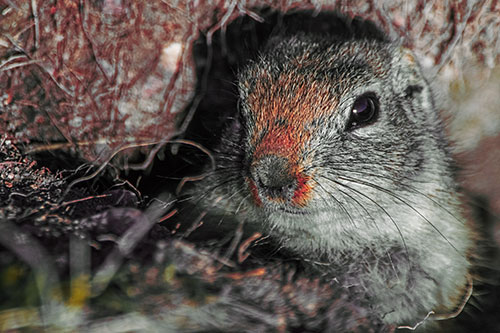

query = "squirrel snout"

[{"left": 250, "top": 155, "right": 298, "bottom": 202}]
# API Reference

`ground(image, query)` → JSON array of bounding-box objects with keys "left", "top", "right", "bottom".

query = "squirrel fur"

[{"left": 184, "top": 11, "right": 474, "bottom": 328}]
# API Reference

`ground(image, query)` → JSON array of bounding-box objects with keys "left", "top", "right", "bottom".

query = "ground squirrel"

[{"left": 186, "top": 12, "right": 474, "bottom": 328}]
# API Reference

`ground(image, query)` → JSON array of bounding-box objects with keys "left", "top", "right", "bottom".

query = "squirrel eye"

[{"left": 347, "top": 94, "right": 379, "bottom": 130}]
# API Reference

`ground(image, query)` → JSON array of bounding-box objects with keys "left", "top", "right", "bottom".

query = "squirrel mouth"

[{"left": 273, "top": 206, "right": 311, "bottom": 215}]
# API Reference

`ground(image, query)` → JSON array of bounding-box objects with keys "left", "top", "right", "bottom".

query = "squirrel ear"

[
  {"left": 392, "top": 47, "right": 428, "bottom": 99},
  {"left": 392, "top": 47, "right": 437, "bottom": 123}
]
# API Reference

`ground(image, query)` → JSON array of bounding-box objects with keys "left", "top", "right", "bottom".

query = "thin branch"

[
  {"left": 31, "top": 0, "right": 40, "bottom": 50},
  {"left": 0, "top": 54, "right": 30, "bottom": 69},
  {"left": 397, "top": 311, "right": 435, "bottom": 330},
  {"left": 91, "top": 197, "right": 174, "bottom": 296}
]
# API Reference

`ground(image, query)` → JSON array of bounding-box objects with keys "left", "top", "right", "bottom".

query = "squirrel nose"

[{"left": 251, "top": 155, "right": 297, "bottom": 200}]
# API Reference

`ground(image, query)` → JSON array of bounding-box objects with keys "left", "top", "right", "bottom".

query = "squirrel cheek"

[{"left": 291, "top": 173, "right": 313, "bottom": 207}]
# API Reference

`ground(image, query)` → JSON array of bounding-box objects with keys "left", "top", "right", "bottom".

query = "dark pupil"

[{"left": 352, "top": 96, "right": 375, "bottom": 124}]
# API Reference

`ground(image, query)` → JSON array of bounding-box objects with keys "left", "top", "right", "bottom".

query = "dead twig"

[
  {"left": 30, "top": 0, "right": 40, "bottom": 50},
  {"left": 397, "top": 311, "right": 434, "bottom": 330},
  {"left": 206, "top": 0, "right": 238, "bottom": 45},
  {"left": 173, "top": 139, "right": 215, "bottom": 194},
  {"left": 238, "top": 232, "right": 262, "bottom": 263},
  {"left": 58, "top": 140, "right": 161, "bottom": 202},
  {"left": 91, "top": 197, "right": 173, "bottom": 296}
]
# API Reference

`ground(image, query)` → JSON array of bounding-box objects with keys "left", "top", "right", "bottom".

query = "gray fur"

[{"left": 190, "top": 33, "right": 473, "bottom": 327}]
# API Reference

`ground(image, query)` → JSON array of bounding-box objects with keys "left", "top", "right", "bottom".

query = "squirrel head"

[
  {"left": 190, "top": 18, "right": 473, "bottom": 325},
  {"left": 182, "top": 9, "right": 477, "bottom": 323},
  {"left": 228, "top": 33, "right": 472, "bottom": 323},
  {"left": 236, "top": 34, "right": 444, "bottom": 218}
]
